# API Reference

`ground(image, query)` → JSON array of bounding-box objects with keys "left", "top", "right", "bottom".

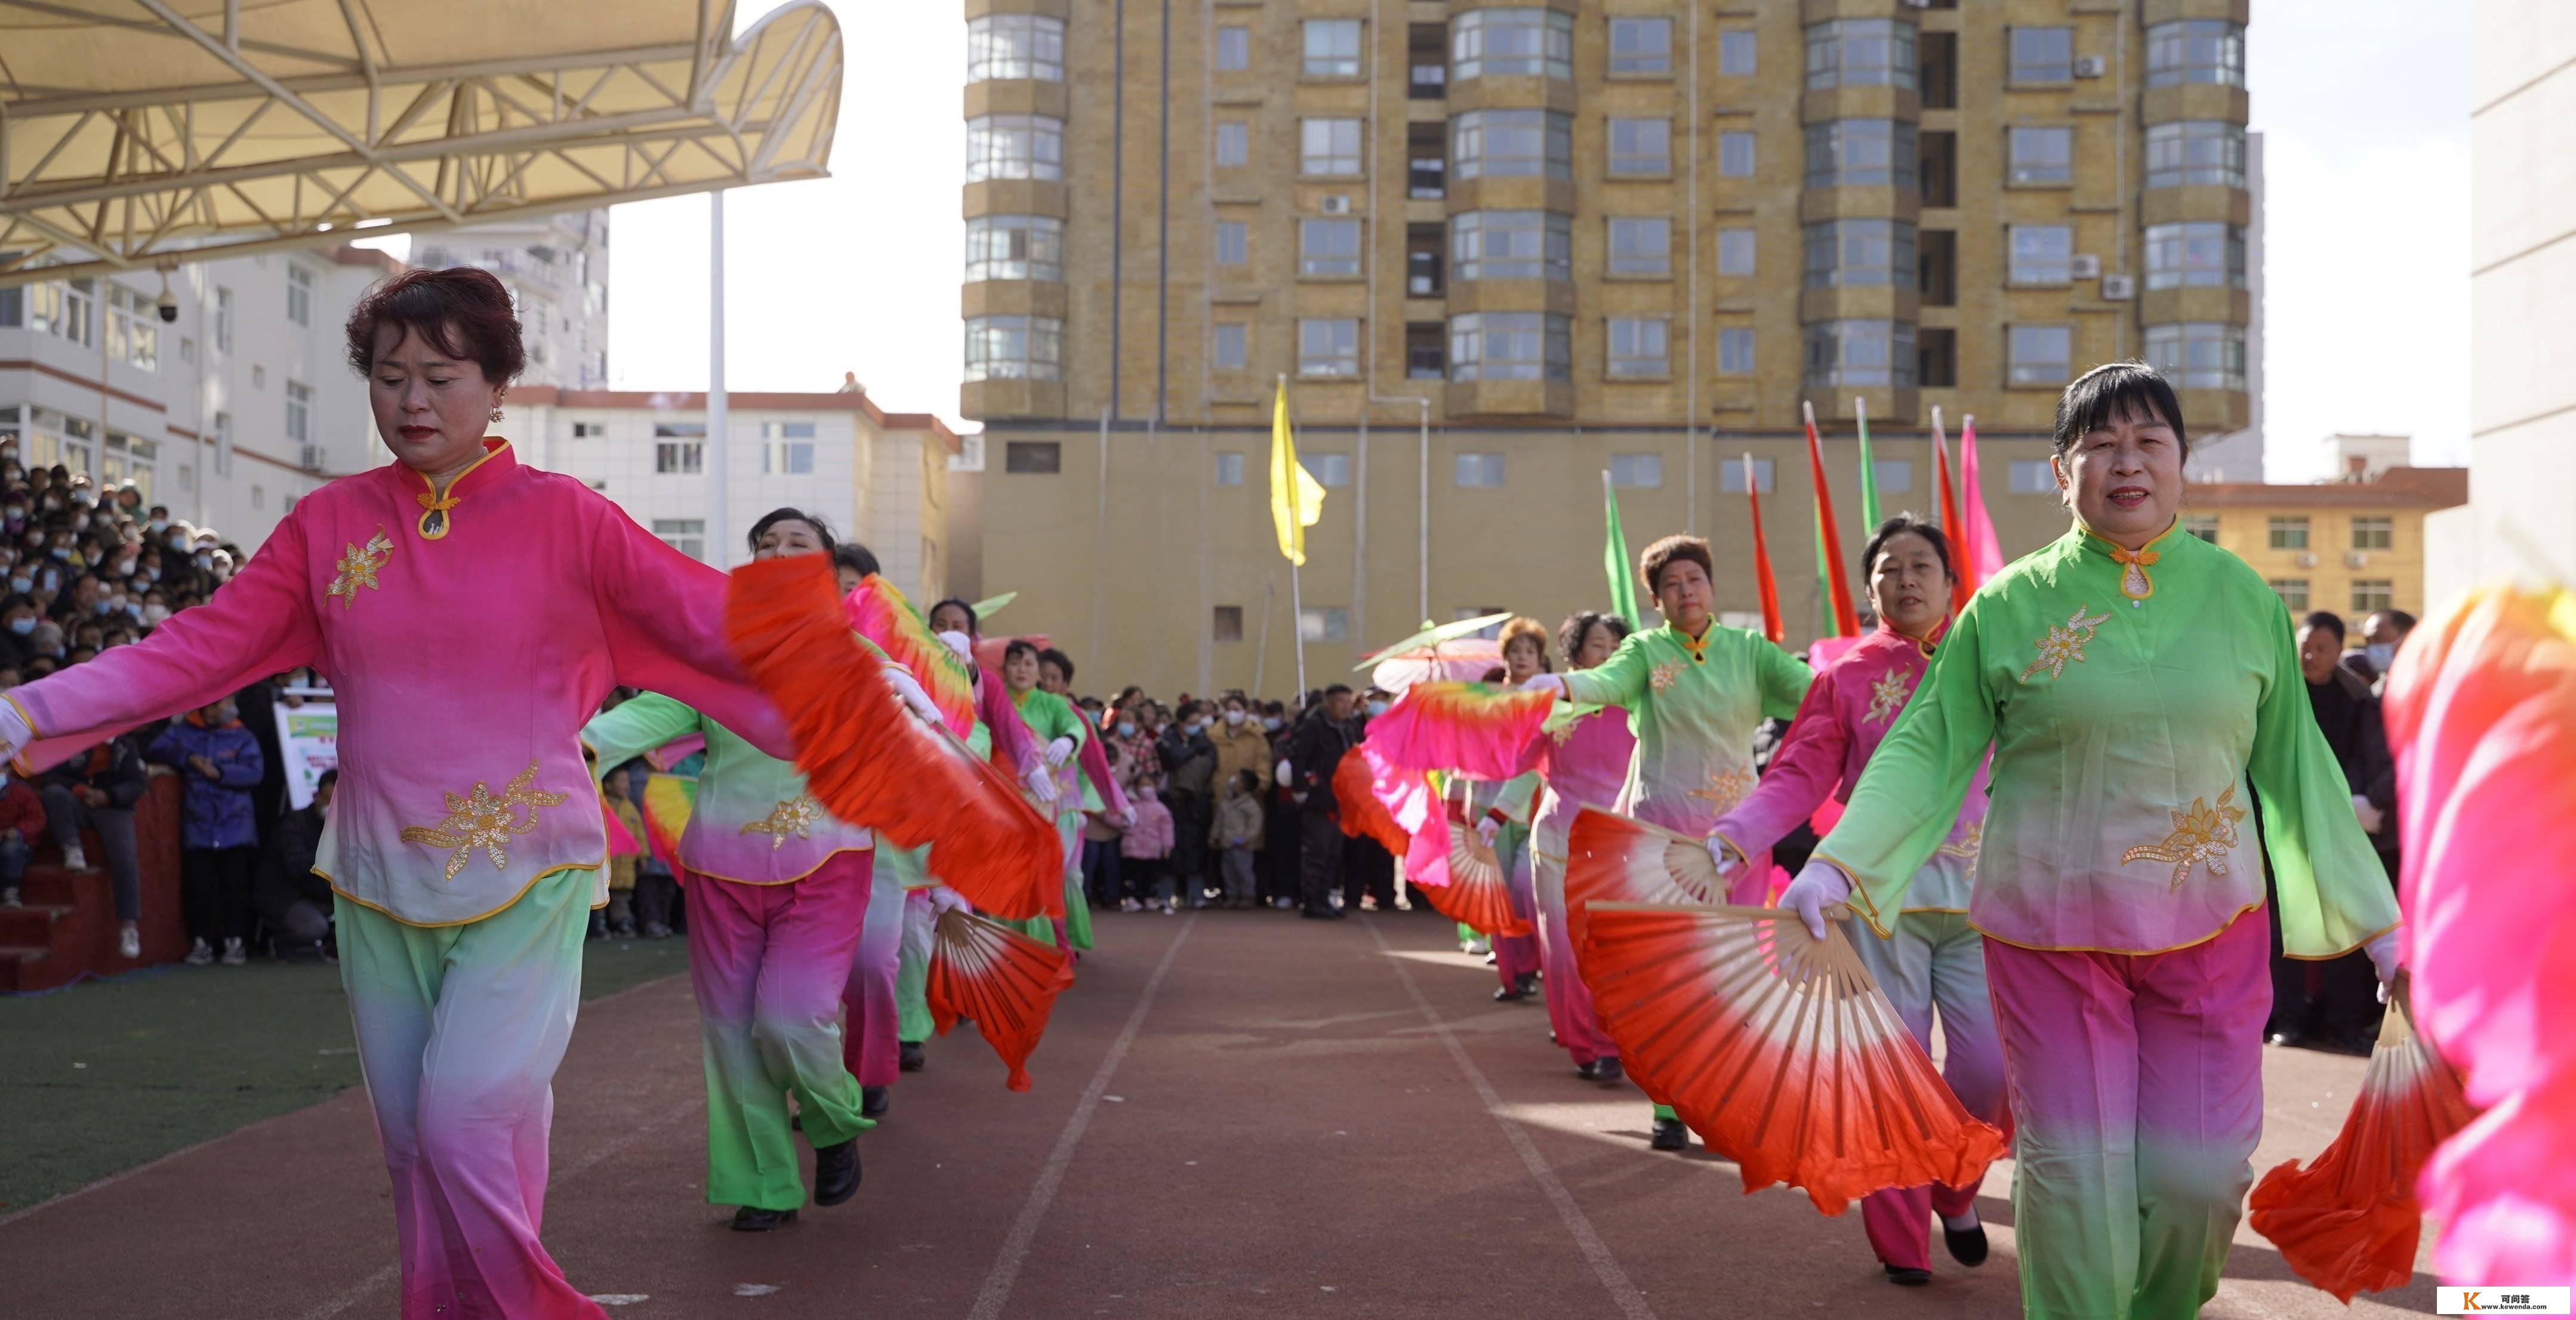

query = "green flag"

[
  {"left": 1602, "top": 470, "right": 1641, "bottom": 629},
  {"left": 1854, "top": 395, "right": 1881, "bottom": 530}
]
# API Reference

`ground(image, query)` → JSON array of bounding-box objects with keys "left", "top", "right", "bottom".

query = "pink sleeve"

[
  {"left": 11, "top": 511, "right": 323, "bottom": 772},
  {"left": 978, "top": 669, "right": 1040, "bottom": 775},
  {"left": 1711, "top": 667, "right": 1850, "bottom": 858},
  {"left": 1073, "top": 707, "right": 1132, "bottom": 818},
  {"left": 587, "top": 501, "right": 794, "bottom": 760}
]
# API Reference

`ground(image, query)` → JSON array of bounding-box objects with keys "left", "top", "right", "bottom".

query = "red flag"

[
  {"left": 1801, "top": 402, "right": 1861, "bottom": 638},
  {"left": 1930, "top": 408, "right": 1971, "bottom": 615},
  {"left": 1743, "top": 453, "right": 1784, "bottom": 644}
]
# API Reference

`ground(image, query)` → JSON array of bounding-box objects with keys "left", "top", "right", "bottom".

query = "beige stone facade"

[
  {"left": 2179, "top": 467, "right": 2467, "bottom": 628},
  {"left": 960, "top": 0, "right": 2254, "bottom": 698}
]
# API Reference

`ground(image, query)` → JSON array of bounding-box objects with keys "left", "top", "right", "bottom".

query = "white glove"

[
  {"left": 1024, "top": 761, "right": 1059, "bottom": 805},
  {"left": 2351, "top": 794, "right": 2386, "bottom": 835},
  {"left": 1044, "top": 736, "right": 1076, "bottom": 769},
  {"left": 1518, "top": 673, "right": 1567, "bottom": 697},
  {"left": 0, "top": 700, "right": 29, "bottom": 765},
  {"left": 936, "top": 629, "right": 973, "bottom": 660},
  {"left": 929, "top": 884, "right": 972, "bottom": 918},
  {"left": 1778, "top": 861, "right": 1853, "bottom": 942},
  {"left": 1474, "top": 815, "right": 1502, "bottom": 847},
  {"left": 882, "top": 664, "right": 940, "bottom": 725},
  {"left": 1274, "top": 757, "right": 1293, "bottom": 785},
  {"left": 2365, "top": 929, "right": 2403, "bottom": 985},
  {"left": 1705, "top": 833, "right": 1746, "bottom": 881}
]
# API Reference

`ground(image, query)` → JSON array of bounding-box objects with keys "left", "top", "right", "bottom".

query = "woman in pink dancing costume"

[{"left": 1526, "top": 610, "right": 1635, "bottom": 1081}]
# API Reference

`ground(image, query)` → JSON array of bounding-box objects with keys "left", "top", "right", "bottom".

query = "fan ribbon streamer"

[
  {"left": 1363, "top": 683, "right": 1555, "bottom": 781},
  {"left": 844, "top": 573, "right": 978, "bottom": 739},
  {"left": 927, "top": 908, "right": 1076, "bottom": 1091}
]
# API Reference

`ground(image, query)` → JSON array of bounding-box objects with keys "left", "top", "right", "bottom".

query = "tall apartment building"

[
  {"left": 411, "top": 209, "right": 614, "bottom": 391},
  {"left": 963, "top": 0, "right": 2255, "bottom": 696}
]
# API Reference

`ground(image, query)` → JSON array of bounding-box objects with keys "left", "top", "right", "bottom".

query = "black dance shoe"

[
  {"left": 812, "top": 1139, "right": 862, "bottom": 1207},
  {"left": 1577, "top": 1058, "right": 1625, "bottom": 1084},
  {"left": 898, "top": 1041, "right": 926, "bottom": 1072},
  {"left": 731, "top": 1207, "right": 797, "bottom": 1232},
  {"left": 1650, "top": 1117, "right": 1690, "bottom": 1151},
  {"left": 861, "top": 1085, "right": 890, "bottom": 1118},
  {"left": 1943, "top": 1220, "right": 1990, "bottom": 1267},
  {"left": 1884, "top": 1266, "right": 1932, "bottom": 1287}
]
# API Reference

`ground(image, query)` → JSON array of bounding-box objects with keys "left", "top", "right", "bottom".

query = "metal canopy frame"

[{"left": 0, "top": 0, "right": 842, "bottom": 285}]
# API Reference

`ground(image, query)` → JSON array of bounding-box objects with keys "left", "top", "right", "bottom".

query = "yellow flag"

[{"left": 1270, "top": 380, "right": 1327, "bottom": 565}]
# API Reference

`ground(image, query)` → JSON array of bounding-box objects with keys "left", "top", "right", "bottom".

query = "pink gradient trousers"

[
  {"left": 1530, "top": 852, "right": 1617, "bottom": 1066},
  {"left": 839, "top": 854, "right": 905, "bottom": 1087},
  {"left": 1492, "top": 830, "right": 1541, "bottom": 991},
  {"left": 1847, "top": 910, "right": 2007, "bottom": 1273}
]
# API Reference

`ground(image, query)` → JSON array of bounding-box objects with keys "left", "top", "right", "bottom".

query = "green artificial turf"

[{"left": 0, "top": 935, "right": 692, "bottom": 1213}]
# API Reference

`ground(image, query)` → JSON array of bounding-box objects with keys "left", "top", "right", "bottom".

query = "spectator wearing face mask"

[
  {"left": 0, "top": 596, "right": 40, "bottom": 670},
  {"left": 1209, "top": 692, "right": 1273, "bottom": 806},
  {"left": 1157, "top": 702, "right": 1219, "bottom": 906},
  {"left": 1262, "top": 702, "right": 1302, "bottom": 909},
  {"left": 147, "top": 694, "right": 267, "bottom": 967},
  {"left": 254, "top": 768, "right": 337, "bottom": 959},
  {"left": 40, "top": 729, "right": 150, "bottom": 961},
  {"left": 0, "top": 766, "right": 45, "bottom": 910}
]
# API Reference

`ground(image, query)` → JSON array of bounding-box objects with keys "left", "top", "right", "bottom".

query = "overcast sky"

[{"left": 451, "top": 1, "right": 2473, "bottom": 483}]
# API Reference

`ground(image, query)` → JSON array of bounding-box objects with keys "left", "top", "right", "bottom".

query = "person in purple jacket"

[{"left": 147, "top": 693, "right": 266, "bottom": 966}]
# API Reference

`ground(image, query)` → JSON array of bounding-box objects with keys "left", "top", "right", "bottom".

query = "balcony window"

[
  {"left": 1299, "top": 319, "right": 1361, "bottom": 377},
  {"left": 2145, "top": 322, "right": 2247, "bottom": 390},
  {"left": 1452, "top": 10, "right": 1573, "bottom": 81},
  {"left": 2146, "top": 20, "right": 2245, "bottom": 88},
  {"left": 963, "top": 215, "right": 1065, "bottom": 282},
  {"left": 1802, "top": 218, "right": 1916, "bottom": 288},
  {"left": 1607, "top": 118, "right": 1671, "bottom": 175},
  {"left": 1407, "top": 223, "right": 1445, "bottom": 295},
  {"left": 1406, "top": 322, "right": 1446, "bottom": 379},
  {"left": 1720, "top": 30, "right": 1757, "bottom": 76},
  {"left": 1610, "top": 454, "right": 1663, "bottom": 488},
  {"left": 1212, "top": 324, "right": 1248, "bottom": 371},
  {"left": 2144, "top": 222, "right": 2247, "bottom": 290},
  {"left": 2006, "top": 325, "right": 2073, "bottom": 387},
  {"left": 1304, "top": 20, "right": 1362, "bottom": 77},
  {"left": 1804, "top": 319, "right": 1916, "bottom": 388},
  {"left": 1302, "top": 118, "right": 1363, "bottom": 175},
  {"left": 1805, "top": 119, "right": 1916, "bottom": 189},
  {"left": 1300, "top": 218, "right": 1363, "bottom": 277},
  {"left": 1607, "top": 217, "right": 1671, "bottom": 276},
  {"left": 1607, "top": 318, "right": 1669, "bottom": 378},
  {"left": 1410, "top": 23, "right": 1447, "bottom": 97},
  {"left": 1718, "top": 328, "right": 1755, "bottom": 375},
  {"left": 967, "top": 14, "right": 1065, "bottom": 82},
  {"left": 2007, "top": 125, "right": 2072, "bottom": 185},
  {"left": 1450, "top": 211, "right": 1571, "bottom": 282},
  {"left": 1215, "top": 122, "right": 1249, "bottom": 167},
  {"left": 1449, "top": 312, "right": 1569, "bottom": 382},
  {"left": 2146, "top": 121, "right": 2247, "bottom": 189},
  {"left": 1409, "top": 122, "right": 1448, "bottom": 198},
  {"left": 1609, "top": 17, "right": 1672, "bottom": 75},
  {"left": 1453, "top": 109, "right": 1572, "bottom": 181},
  {"left": 2008, "top": 26, "right": 2073, "bottom": 84},
  {"left": 1216, "top": 25, "right": 1250, "bottom": 72},
  {"left": 966, "top": 115, "right": 1064, "bottom": 181},
  {"left": 2007, "top": 224, "right": 2073, "bottom": 285},
  {"left": 964, "top": 314, "right": 1065, "bottom": 381},
  {"left": 1215, "top": 221, "right": 1248, "bottom": 267},
  {"left": 1805, "top": 18, "right": 1916, "bottom": 90},
  {"left": 1718, "top": 132, "right": 1756, "bottom": 177}
]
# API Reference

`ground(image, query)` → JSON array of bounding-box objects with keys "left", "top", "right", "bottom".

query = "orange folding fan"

[
  {"left": 1579, "top": 900, "right": 2008, "bottom": 1214},
  {"left": 1415, "top": 808, "right": 1531, "bottom": 937},
  {"left": 2248, "top": 1004, "right": 2476, "bottom": 1302},
  {"left": 927, "top": 907, "right": 1077, "bottom": 1092},
  {"left": 1563, "top": 807, "right": 1723, "bottom": 953}
]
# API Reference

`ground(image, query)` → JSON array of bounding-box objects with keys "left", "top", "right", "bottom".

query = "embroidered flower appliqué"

[
  {"left": 1936, "top": 819, "right": 1982, "bottom": 860},
  {"left": 399, "top": 761, "right": 570, "bottom": 880},
  {"left": 2019, "top": 605, "right": 2114, "bottom": 682},
  {"left": 1648, "top": 660, "right": 1684, "bottom": 693},
  {"left": 1863, "top": 669, "right": 1912, "bottom": 724},
  {"left": 2119, "top": 785, "right": 2249, "bottom": 891},
  {"left": 741, "top": 794, "right": 825, "bottom": 850},
  {"left": 327, "top": 529, "right": 393, "bottom": 609},
  {"left": 1688, "top": 766, "right": 1756, "bottom": 816}
]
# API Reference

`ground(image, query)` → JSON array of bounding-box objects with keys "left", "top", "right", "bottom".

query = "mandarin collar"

[{"left": 406, "top": 439, "right": 515, "bottom": 540}]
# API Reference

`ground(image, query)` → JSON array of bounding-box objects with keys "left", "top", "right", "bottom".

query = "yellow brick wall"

[{"left": 2201, "top": 503, "right": 2433, "bottom": 624}]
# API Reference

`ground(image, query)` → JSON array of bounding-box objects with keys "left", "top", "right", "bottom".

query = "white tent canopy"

[{"left": 0, "top": 0, "right": 841, "bottom": 285}]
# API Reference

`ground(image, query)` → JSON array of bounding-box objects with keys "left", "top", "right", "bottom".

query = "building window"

[
  {"left": 649, "top": 519, "right": 706, "bottom": 560},
  {"left": 250, "top": 485, "right": 265, "bottom": 510},
  {"left": 1607, "top": 217, "right": 1671, "bottom": 276},
  {"left": 967, "top": 14, "right": 1065, "bottom": 81},
  {"left": 1805, "top": 119, "right": 1916, "bottom": 189},
  {"left": 284, "top": 381, "right": 312, "bottom": 443},
  {"left": 2351, "top": 516, "right": 2393, "bottom": 550},
  {"left": 1215, "top": 122, "right": 1250, "bottom": 167},
  {"left": 1805, "top": 18, "right": 1916, "bottom": 90},
  {"left": 963, "top": 215, "right": 1065, "bottom": 283},
  {"left": 1606, "top": 318, "right": 1669, "bottom": 378},
  {"left": 2009, "top": 459, "right": 2057, "bottom": 494},
  {"left": 1212, "top": 323, "right": 1249, "bottom": 370},
  {"left": 214, "top": 287, "right": 233, "bottom": 350},
  {"left": 2008, "top": 26, "right": 2074, "bottom": 84},
  {"left": 2008, "top": 126, "right": 2073, "bottom": 185},
  {"left": 2351, "top": 579, "right": 2394, "bottom": 614},
  {"left": 1214, "top": 451, "right": 1246, "bottom": 486},
  {"left": 1215, "top": 221, "right": 1249, "bottom": 266},
  {"left": 1454, "top": 452, "right": 1506, "bottom": 487},
  {"left": 2183, "top": 513, "right": 2220, "bottom": 543},
  {"left": 1610, "top": 453, "right": 1663, "bottom": 488},
  {"left": 1003, "top": 440, "right": 1062, "bottom": 474},
  {"left": 1452, "top": 109, "right": 1572, "bottom": 180},
  {"left": 1874, "top": 458, "right": 1914, "bottom": 494},
  {"left": 964, "top": 314, "right": 1065, "bottom": 381},
  {"left": 1213, "top": 605, "right": 1246, "bottom": 642},
  {"left": 1804, "top": 320, "right": 1916, "bottom": 388},
  {"left": 2007, "top": 325, "right": 2073, "bottom": 388},
  {"left": 2145, "top": 322, "right": 2248, "bottom": 390},
  {"left": 2268, "top": 516, "right": 2310, "bottom": 550},
  {"left": 2144, "top": 223, "right": 2247, "bottom": 290},
  {"left": 760, "top": 421, "right": 816, "bottom": 475},
  {"left": 2270, "top": 579, "right": 2310, "bottom": 612},
  {"left": 2146, "top": 20, "right": 2245, "bottom": 89},
  {"left": 1304, "top": 452, "right": 1354, "bottom": 487},
  {"left": 966, "top": 115, "right": 1064, "bottom": 181},
  {"left": 1719, "top": 30, "right": 1758, "bottom": 76},
  {"left": 286, "top": 264, "right": 313, "bottom": 326},
  {"left": 1718, "top": 328, "right": 1755, "bottom": 376},
  {"left": 1300, "top": 607, "right": 1351, "bottom": 642},
  {"left": 2145, "top": 121, "right": 2247, "bottom": 189},
  {"left": 1300, "top": 218, "right": 1363, "bottom": 277},
  {"left": 1299, "top": 319, "right": 1361, "bottom": 377},
  {"left": 572, "top": 422, "right": 606, "bottom": 437},
  {"left": 655, "top": 441, "right": 704, "bottom": 474},
  {"left": 2008, "top": 224, "right": 2074, "bottom": 285},
  {"left": 1802, "top": 218, "right": 1914, "bottom": 287},
  {"left": 212, "top": 412, "right": 232, "bottom": 476},
  {"left": 1449, "top": 312, "right": 1570, "bottom": 382},
  {"left": 1452, "top": 9, "right": 1573, "bottom": 81},
  {"left": 1718, "top": 131, "right": 1757, "bottom": 177},
  {"left": 1718, "top": 228, "right": 1760, "bottom": 276},
  {"left": 1607, "top": 118, "right": 1671, "bottom": 175},
  {"left": 1609, "top": 17, "right": 1672, "bottom": 75},
  {"left": 1301, "top": 118, "right": 1363, "bottom": 175},
  {"left": 101, "top": 285, "right": 160, "bottom": 371},
  {"left": 1721, "top": 458, "right": 1775, "bottom": 494},
  {"left": 1304, "top": 19, "right": 1362, "bottom": 76},
  {"left": 252, "top": 365, "right": 266, "bottom": 389},
  {"left": 1451, "top": 211, "right": 1570, "bottom": 282},
  {"left": 1216, "top": 25, "right": 1250, "bottom": 72}
]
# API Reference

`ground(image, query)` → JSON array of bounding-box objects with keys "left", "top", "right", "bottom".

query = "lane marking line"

[
  {"left": 967, "top": 915, "right": 1198, "bottom": 1320},
  {"left": 1365, "top": 917, "right": 1659, "bottom": 1320}
]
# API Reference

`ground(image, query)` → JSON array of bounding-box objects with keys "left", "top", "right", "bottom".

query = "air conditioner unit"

[
  {"left": 2296, "top": 553, "right": 2319, "bottom": 569},
  {"left": 2100, "top": 274, "right": 2136, "bottom": 300},
  {"left": 299, "top": 443, "right": 326, "bottom": 473},
  {"left": 2346, "top": 551, "right": 2371, "bottom": 569},
  {"left": 2074, "top": 55, "right": 2107, "bottom": 78},
  {"left": 2070, "top": 254, "right": 2102, "bottom": 279},
  {"left": 1320, "top": 195, "right": 1353, "bottom": 215}
]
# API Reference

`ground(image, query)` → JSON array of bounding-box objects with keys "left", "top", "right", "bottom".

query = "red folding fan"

[
  {"left": 1579, "top": 900, "right": 2009, "bottom": 1214},
  {"left": 926, "top": 907, "right": 1077, "bottom": 1091},
  {"left": 1413, "top": 807, "right": 1531, "bottom": 937},
  {"left": 2248, "top": 1004, "right": 2476, "bottom": 1302},
  {"left": 1333, "top": 745, "right": 1412, "bottom": 856},
  {"left": 1563, "top": 807, "right": 1724, "bottom": 954}
]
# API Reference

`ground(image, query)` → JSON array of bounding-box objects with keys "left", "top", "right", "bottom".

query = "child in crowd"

[
  {"left": 1212, "top": 768, "right": 1265, "bottom": 909},
  {"left": 146, "top": 695, "right": 265, "bottom": 966},
  {"left": 0, "top": 767, "right": 42, "bottom": 909},
  {"left": 1121, "top": 776, "right": 1176, "bottom": 914},
  {"left": 602, "top": 767, "right": 646, "bottom": 937},
  {"left": 1082, "top": 744, "right": 1128, "bottom": 910}
]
